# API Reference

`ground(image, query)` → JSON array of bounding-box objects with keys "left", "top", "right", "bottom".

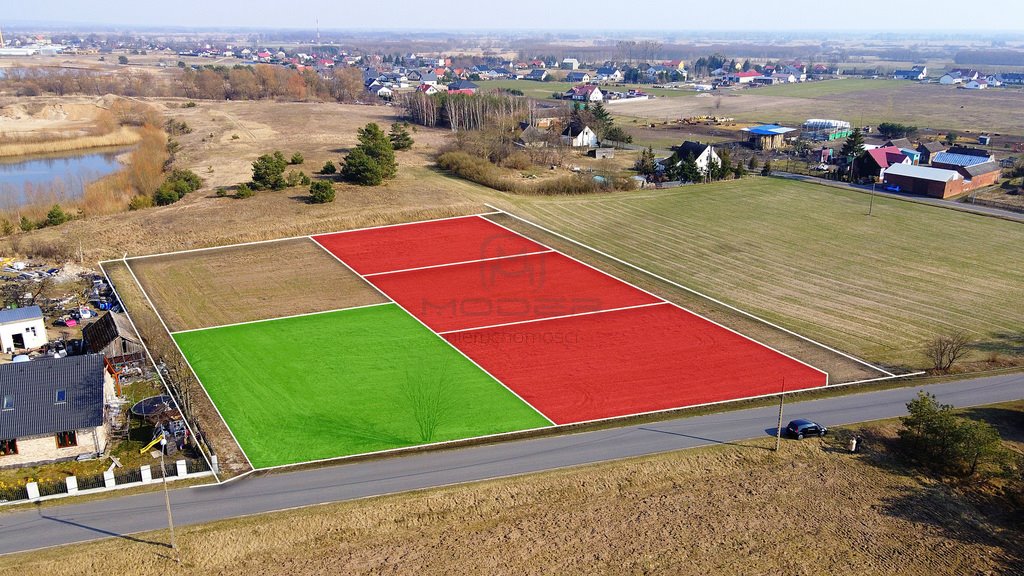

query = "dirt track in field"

[{"left": 128, "top": 238, "right": 388, "bottom": 332}]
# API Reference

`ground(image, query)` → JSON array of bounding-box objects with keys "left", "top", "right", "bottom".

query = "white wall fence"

[{"left": 2, "top": 458, "right": 214, "bottom": 506}]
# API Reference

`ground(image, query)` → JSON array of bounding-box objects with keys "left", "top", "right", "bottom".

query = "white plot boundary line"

[
  {"left": 363, "top": 249, "right": 554, "bottom": 277},
  {"left": 309, "top": 236, "right": 558, "bottom": 428},
  {"left": 98, "top": 261, "right": 221, "bottom": 483},
  {"left": 484, "top": 204, "right": 897, "bottom": 378},
  {"left": 103, "top": 212, "right": 502, "bottom": 264},
  {"left": 438, "top": 302, "right": 669, "bottom": 335},
  {"left": 478, "top": 215, "right": 832, "bottom": 385},
  {"left": 121, "top": 258, "right": 257, "bottom": 473},
  {"left": 169, "top": 302, "right": 393, "bottom": 335}
]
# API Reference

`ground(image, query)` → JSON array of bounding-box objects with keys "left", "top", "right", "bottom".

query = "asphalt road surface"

[{"left": 1, "top": 373, "right": 1021, "bottom": 556}]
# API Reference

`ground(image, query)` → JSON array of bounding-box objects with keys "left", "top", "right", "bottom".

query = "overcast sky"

[{"left": 6, "top": 0, "right": 1024, "bottom": 32}]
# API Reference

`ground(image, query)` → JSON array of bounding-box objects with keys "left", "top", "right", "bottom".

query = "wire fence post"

[{"left": 774, "top": 378, "right": 787, "bottom": 452}]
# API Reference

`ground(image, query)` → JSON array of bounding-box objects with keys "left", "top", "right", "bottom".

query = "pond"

[{"left": 0, "top": 148, "right": 127, "bottom": 211}]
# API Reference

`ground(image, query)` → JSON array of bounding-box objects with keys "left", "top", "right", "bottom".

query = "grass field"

[
  {"left": 4, "top": 402, "right": 1019, "bottom": 575},
  {"left": 742, "top": 78, "right": 907, "bottom": 98},
  {"left": 483, "top": 79, "right": 698, "bottom": 100},
  {"left": 129, "top": 238, "right": 388, "bottom": 332},
  {"left": 485, "top": 178, "right": 1024, "bottom": 369},
  {"left": 172, "top": 304, "right": 551, "bottom": 467}
]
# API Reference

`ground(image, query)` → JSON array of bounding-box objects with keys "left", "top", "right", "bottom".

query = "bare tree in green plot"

[{"left": 402, "top": 364, "right": 455, "bottom": 443}]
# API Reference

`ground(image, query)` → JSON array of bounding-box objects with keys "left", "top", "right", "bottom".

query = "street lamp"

[{"left": 160, "top": 435, "right": 178, "bottom": 559}]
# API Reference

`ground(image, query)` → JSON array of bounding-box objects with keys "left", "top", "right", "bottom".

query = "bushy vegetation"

[
  {"left": 389, "top": 123, "right": 414, "bottom": 151},
  {"left": 251, "top": 151, "right": 289, "bottom": 190},
  {"left": 341, "top": 123, "right": 397, "bottom": 186},
  {"left": 309, "top": 180, "right": 336, "bottom": 204},
  {"left": 437, "top": 151, "right": 632, "bottom": 195},
  {"left": 153, "top": 169, "right": 204, "bottom": 206},
  {"left": 289, "top": 152, "right": 304, "bottom": 165},
  {"left": 877, "top": 122, "right": 917, "bottom": 139},
  {"left": 899, "top": 392, "right": 1011, "bottom": 479},
  {"left": 320, "top": 160, "right": 337, "bottom": 175}
]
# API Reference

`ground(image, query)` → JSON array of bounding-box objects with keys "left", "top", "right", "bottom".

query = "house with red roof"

[
  {"left": 861, "top": 146, "right": 911, "bottom": 179},
  {"left": 727, "top": 70, "right": 761, "bottom": 84},
  {"left": 565, "top": 84, "right": 604, "bottom": 102}
]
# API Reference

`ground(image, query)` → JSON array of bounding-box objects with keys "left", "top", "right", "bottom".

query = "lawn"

[
  {"left": 743, "top": 78, "right": 907, "bottom": 98},
  {"left": 172, "top": 304, "right": 551, "bottom": 468},
  {"left": 487, "top": 178, "right": 1024, "bottom": 368}
]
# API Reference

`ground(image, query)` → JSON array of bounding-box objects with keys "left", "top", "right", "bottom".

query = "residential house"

[
  {"left": 368, "top": 85, "right": 393, "bottom": 99},
  {"left": 931, "top": 146, "right": 995, "bottom": 171},
  {"left": 595, "top": 67, "right": 622, "bottom": 82},
  {"left": 565, "top": 71, "right": 591, "bottom": 83},
  {"left": 565, "top": 84, "right": 603, "bottom": 102},
  {"left": 447, "top": 79, "right": 478, "bottom": 94},
  {"left": 0, "top": 307, "right": 47, "bottom": 355},
  {"left": 0, "top": 355, "right": 114, "bottom": 468},
  {"left": 525, "top": 69, "right": 548, "bottom": 81},
  {"left": 916, "top": 141, "right": 947, "bottom": 164},
  {"left": 893, "top": 66, "right": 927, "bottom": 80},
  {"left": 862, "top": 146, "right": 911, "bottom": 179},
  {"left": 964, "top": 79, "right": 988, "bottom": 90},
  {"left": 672, "top": 141, "right": 721, "bottom": 174},
  {"left": 985, "top": 75, "right": 1003, "bottom": 87},
  {"left": 560, "top": 58, "right": 580, "bottom": 70},
  {"left": 517, "top": 124, "right": 552, "bottom": 148},
  {"left": 958, "top": 161, "right": 1002, "bottom": 189},
  {"left": 883, "top": 163, "right": 964, "bottom": 198},
  {"left": 666, "top": 59, "right": 686, "bottom": 71},
  {"left": 781, "top": 64, "right": 807, "bottom": 82},
  {"left": 561, "top": 124, "right": 599, "bottom": 148},
  {"left": 419, "top": 70, "right": 439, "bottom": 86},
  {"left": 727, "top": 70, "right": 761, "bottom": 84},
  {"left": 940, "top": 69, "right": 979, "bottom": 85},
  {"left": 416, "top": 83, "right": 442, "bottom": 95}
]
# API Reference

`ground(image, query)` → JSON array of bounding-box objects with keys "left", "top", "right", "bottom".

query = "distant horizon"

[{"left": 4, "top": 0, "right": 1024, "bottom": 35}]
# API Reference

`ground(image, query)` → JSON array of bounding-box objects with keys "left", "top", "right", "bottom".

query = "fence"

[{"left": 0, "top": 457, "right": 211, "bottom": 506}]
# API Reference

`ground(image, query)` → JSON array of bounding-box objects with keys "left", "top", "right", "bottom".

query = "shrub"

[
  {"left": 183, "top": 101, "right": 197, "bottom": 108},
  {"left": 231, "top": 134, "right": 240, "bottom": 140},
  {"left": 128, "top": 195, "right": 154, "bottom": 210},
  {"left": 235, "top": 183, "right": 254, "bottom": 198},
  {"left": 309, "top": 180, "right": 336, "bottom": 204},
  {"left": 251, "top": 151, "right": 288, "bottom": 190},
  {"left": 320, "top": 160, "right": 337, "bottom": 174},
  {"left": 285, "top": 170, "right": 304, "bottom": 187},
  {"left": 299, "top": 173, "right": 311, "bottom": 186},
  {"left": 45, "top": 204, "right": 70, "bottom": 227},
  {"left": 117, "top": 55, "right": 128, "bottom": 65},
  {"left": 19, "top": 216, "right": 34, "bottom": 232},
  {"left": 215, "top": 188, "right": 228, "bottom": 197},
  {"left": 0, "top": 219, "right": 14, "bottom": 236},
  {"left": 899, "top": 392, "right": 1010, "bottom": 478},
  {"left": 289, "top": 152, "right": 304, "bottom": 165},
  {"left": 341, "top": 123, "right": 397, "bottom": 186},
  {"left": 500, "top": 151, "right": 532, "bottom": 170},
  {"left": 389, "top": 123, "right": 414, "bottom": 151}
]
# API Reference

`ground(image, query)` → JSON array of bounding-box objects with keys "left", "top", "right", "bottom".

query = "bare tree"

[
  {"left": 924, "top": 330, "right": 971, "bottom": 372},
  {"left": 402, "top": 364, "right": 454, "bottom": 443}
]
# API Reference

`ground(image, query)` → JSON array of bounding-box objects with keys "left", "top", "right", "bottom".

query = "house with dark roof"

[
  {"left": 82, "top": 312, "right": 145, "bottom": 367},
  {"left": 670, "top": 141, "right": 721, "bottom": 174},
  {"left": 917, "top": 141, "right": 947, "bottom": 164},
  {"left": 447, "top": 79, "right": 478, "bottom": 94},
  {"left": 565, "top": 71, "right": 591, "bottom": 83},
  {"left": 0, "top": 306, "right": 47, "bottom": 354},
  {"left": 518, "top": 124, "right": 552, "bottom": 148},
  {"left": 525, "top": 69, "right": 548, "bottom": 81},
  {"left": 931, "top": 147, "right": 995, "bottom": 171},
  {"left": 561, "top": 124, "right": 599, "bottom": 148},
  {"left": 893, "top": 66, "right": 927, "bottom": 80},
  {"left": 0, "top": 355, "right": 113, "bottom": 467},
  {"left": 595, "top": 67, "right": 622, "bottom": 82},
  {"left": 955, "top": 161, "right": 1002, "bottom": 190}
]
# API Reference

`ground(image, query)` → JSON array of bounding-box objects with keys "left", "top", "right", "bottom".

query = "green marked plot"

[{"left": 174, "top": 304, "right": 550, "bottom": 468}]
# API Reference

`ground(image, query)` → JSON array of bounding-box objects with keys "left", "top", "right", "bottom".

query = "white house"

[
  {"left": 595, "top": 67, "right": 622, "bottom": 82},
  {"left": 561, "top": 124, "right": 599, "bottom": 148},
  {"left": 939, "top": 73, "right": 963, "bottom": 85},
  {"left": 565, "top": 71, "right": 591, "bottom": 83},
  {"left": 560, "top": 58, "right": 580, "bottom": 70},
  {"left": 672, "top": 141, "right": 721, "bottom": 175},
  {"left": 964, "top": 79, "right": 988, "bottom": 90},
  {"left": 0, "top": 306, "right": 47, "bottom": 354},
  {"left": 566, "top": 84, "right": 604, "bottom": 102}
]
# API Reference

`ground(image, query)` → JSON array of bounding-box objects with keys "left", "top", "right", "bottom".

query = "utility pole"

[
  {"left": 160, "top": 435, "right": 178, "bottom": 561},
  {"left": 774, "top": 378, "right": 787, "bottom": 452},
  {"left": 868, "top": 182, "right": 875, "bottom": 216}
]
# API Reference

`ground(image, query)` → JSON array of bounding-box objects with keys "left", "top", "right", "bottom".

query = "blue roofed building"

[
  {"left": 931, "top": 146, "right": 995, "bottom": 169},
  {"left": 741, "top": 124, "right": 798, "bottom": 150},
  {"left": 0, "top": 306, "right": 47, "bottom": 354}
]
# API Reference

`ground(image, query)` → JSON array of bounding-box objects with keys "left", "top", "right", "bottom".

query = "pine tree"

[
  {"left": 839, "top": 128, "right": 866, "bottom": 159},
  {"left": 679, "top": 154, "right": 701, "bottom": 183},
  {"left": 342, "top": 123, "right": 397, "bottom": 185},
  {"left": 389, "top": 123, "right": 414, "bottom": 151},
  {"left": 634, "top": 146, "right": 656, "bottom": 176}
]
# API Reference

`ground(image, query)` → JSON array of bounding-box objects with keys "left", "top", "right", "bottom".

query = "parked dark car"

[{"left": 786, "top": 419, "right": 827, "bottom": 440}]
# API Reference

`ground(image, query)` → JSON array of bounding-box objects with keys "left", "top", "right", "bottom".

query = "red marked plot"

[
  {"left": 445, "top": 304, "right": 828, "bottom": 425},
  {"left": 313, "top": 216, "right": 545, "bottom": 275},
  {"left": 369, "top": 252, "right": 662, "bottom": 333}
]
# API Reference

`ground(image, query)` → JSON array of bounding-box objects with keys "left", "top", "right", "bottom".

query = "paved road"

[
  {"left": 1, "top": 373, "right": 1021, "bottom": 556},
  {"left": 775, "top": 172, "right": 1024, "bottom": 222}
]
